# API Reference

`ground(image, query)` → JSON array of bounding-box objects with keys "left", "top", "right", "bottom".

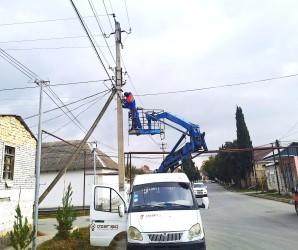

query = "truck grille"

[{"left": 147, "top": 232, "right": 183, "bottom": 242}]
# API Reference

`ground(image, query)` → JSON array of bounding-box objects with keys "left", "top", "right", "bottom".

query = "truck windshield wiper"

[
  {"left": 133, "top": 204, "right": 165, "bottom": 208},
  {"left": 157, "top": 202, "right": 192, "bottom": 208}
]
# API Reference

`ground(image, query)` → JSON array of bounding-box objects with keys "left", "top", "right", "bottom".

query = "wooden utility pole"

[{"left": 115, "top": 21, "right": 125, "bottom": 196}]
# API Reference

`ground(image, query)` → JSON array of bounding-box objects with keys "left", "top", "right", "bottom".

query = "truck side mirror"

[{"left": 118, "top": 204, "right": 125, "bottom": 217}]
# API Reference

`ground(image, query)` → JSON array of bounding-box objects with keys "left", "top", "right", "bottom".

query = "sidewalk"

[{"left": 244, "top": 192, "right": 294, "bottom": 204}]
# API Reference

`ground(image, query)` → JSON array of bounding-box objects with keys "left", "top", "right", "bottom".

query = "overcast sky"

[{"left": 1, "top": 0, "right": 298, "bottom": 169}]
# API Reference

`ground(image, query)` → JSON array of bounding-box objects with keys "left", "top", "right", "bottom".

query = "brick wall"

[{"left": 0, "top": 116, "right": 36, "bottom": 244}]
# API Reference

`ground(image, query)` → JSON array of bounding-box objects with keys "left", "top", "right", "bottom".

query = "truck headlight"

[
  {"left": 188, "top": 223, "right": 201, "bottom": 239},
  {"left": 128, "top": 226, "right": 143, "bottom": 241}
]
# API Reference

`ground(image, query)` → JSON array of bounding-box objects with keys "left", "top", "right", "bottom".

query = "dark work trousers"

[{"left": 131, "top": 108, "right": 142, "bottom": 129}]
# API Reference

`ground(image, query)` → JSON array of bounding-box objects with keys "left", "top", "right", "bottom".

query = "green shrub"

[
  {"left": 55, "top": 183, "right": 77, "bottom": 239},
  {"left": 9, "top": 204, "right": 35, "bottom": 250}
]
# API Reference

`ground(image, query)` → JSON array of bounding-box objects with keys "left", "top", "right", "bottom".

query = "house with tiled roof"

[
  {"left": 263, "top": 142, "right": 298, "bottom": 193},
  {"left": 39, "top": 140, "right": 118, "bottom": 209}
]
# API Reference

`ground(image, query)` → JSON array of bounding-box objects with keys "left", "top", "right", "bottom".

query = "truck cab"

[{"left": 90, "top": 173, "right": 209, "bottom": 249}]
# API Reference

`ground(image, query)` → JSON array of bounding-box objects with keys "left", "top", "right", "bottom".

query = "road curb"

[{"left": 245, "top": 193, "right": 294, "bottom": 204}]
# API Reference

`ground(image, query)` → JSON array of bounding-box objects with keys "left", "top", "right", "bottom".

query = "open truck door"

[{"left": 90, "top": 185, "right": 128, "bottom": 247}]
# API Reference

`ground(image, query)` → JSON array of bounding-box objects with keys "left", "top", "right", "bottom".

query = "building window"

[{"left": 3, "top": 146, "right": 15, "bottom": 180}]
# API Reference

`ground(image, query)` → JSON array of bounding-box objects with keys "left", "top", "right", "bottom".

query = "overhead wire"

[
  {"left": 1, "top": 43, "right": 117, "bottom": 154},
  {"left": 101, "top": 0, "right": 114, "bottom": 31},
  {"left": 0, "top": 79, "right": 110, "bottom": 92},
  {"left": 0, "top": 48, "right": 41, "bottom": 80},
  {"left": 0, "top": 34, "right": 104, "bottom": 44},
  {"left": 24, "top": 89, "right": 109, "bottom": 120},
  {"left": 0, "top": 15, "right": 109, "bottom": 27},
  {"left": 68, "top": 0, "right": 116, "bottom": 90},
  {"left": 123, "top": 0, "right": 132, "bottom": 30},
  {"left": 87, "top": 0, "right": 116, "bottom": 63},
  {"left": 30, "top": 91, "right": 108, "bottom": 128},
  {"left": 44, "top": 89, "right": 111, "bottom": 139},
  {"left": 4, "top": 45, "right": 114, "bottom": 51},
  {"left": 135, "top": 73, "right": 298, "bottom": 96}
]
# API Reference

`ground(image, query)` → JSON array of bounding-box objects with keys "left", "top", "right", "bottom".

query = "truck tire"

[{"left": 295, "top": 202, "right": 298, "bottom": 214}]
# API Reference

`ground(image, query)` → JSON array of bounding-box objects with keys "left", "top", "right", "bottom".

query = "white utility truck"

[{"left": 90, "top": 172, "right": 209, "bottom": 249}]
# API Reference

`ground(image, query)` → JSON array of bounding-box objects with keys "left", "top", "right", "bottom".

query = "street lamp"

[{"left": 91, "top": 142, "right": 97, "bottom": 184}]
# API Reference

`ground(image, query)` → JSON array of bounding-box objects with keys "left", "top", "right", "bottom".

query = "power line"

[
  {"left": 30, "top": 92, "right": 108, "bottom": 128},
  {"left": 136, "top": 73, "right": 298, "bottom": 96},
  {"left": 4, "top": 45, "right": 114, "bottom": 51},
  {"left": 120, "top": 55, "right": 144, "bottom": 106},
  {"left": 0, "top": 15, "right": 109, "bottom": 27},
  {"left": 0, "top": 48, "right": 41, "bottom": 80},
  {"left": 123, "top": 0, "right": 132, "bottom": 29},
  {"left": 69, "top": 0, "right": 115, "bottom": 89},
  {"left": 0, "top": 34, "right": 104, "bottom": 44},
  {"left": 24, "top": 90, "right": 109, "bottom": 120},
  {"left": 101, "top": 0, "right": 114, "bottom": 31},
  {"left": 45, "top": 84, "right": 96, "bottom": 139},
  {"left": 44, "top": 90, "right": 110, "bottom": 138},
  {"left": 88, "top": 0, "right": 116, "bottom": 63},
  {"left": 0, "top": 79, "right": 110, "bottom": 92}
]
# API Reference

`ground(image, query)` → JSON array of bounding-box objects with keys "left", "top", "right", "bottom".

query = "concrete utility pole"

[
  {"left": 115, "top": 21, "right": 125, "bottom": 196},
  {"left": 32, "top": 80, "right": 47, "bottom": 250}
]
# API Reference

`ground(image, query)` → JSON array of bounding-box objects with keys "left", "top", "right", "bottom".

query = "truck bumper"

[{"left": 127, "top": 238, "right": 206, "bottom": 250}]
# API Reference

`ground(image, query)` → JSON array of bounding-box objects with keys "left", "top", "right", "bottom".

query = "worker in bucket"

[{"left": 122, "top": 92, "right": 142, "bottom": 129}]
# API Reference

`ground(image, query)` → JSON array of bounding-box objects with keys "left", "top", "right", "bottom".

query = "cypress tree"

[{"left": 235, "top": 106, "right": 253, "bottom": 187}]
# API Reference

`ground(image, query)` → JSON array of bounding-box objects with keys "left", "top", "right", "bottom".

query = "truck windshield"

[
  {"left": 193, "top": 183, "right": 205, "bottom": 188},
  {"left": 129, "top": 182, "right": 197, "bottom": 212}
]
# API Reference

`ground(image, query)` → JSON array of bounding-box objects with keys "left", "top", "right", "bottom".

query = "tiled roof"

[{"left": 41, "top": 140, "right": 118, "bottom": 172}]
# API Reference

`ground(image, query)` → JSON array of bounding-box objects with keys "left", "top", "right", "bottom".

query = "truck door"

[{"left": 90, "top": 185, "right": 128, "bottom": 247}]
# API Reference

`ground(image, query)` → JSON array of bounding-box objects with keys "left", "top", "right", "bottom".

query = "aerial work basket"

[{"left": 128, "top": 108, "right": 165, "bottom": 136}]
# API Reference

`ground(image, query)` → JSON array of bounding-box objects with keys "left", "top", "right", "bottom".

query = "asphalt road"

[{"left": 199, "top": 183, "right": 298, "bottom": 250}]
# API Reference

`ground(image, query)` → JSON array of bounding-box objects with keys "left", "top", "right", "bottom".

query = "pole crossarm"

[{"left": 38, "top": 89, "right": 117, "bottom": 204}]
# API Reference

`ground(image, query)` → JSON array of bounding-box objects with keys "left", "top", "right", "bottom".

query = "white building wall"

[
  {"left": 39, "top": 169, "right": 119, "bottom": 208},
  {"left": 0, "top": 142, "right": 36, "bottom": 240}
]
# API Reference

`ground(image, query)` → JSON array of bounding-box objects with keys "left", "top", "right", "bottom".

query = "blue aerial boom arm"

[{"left": 146, "top": 112, "right": 208, "bottom": 173}]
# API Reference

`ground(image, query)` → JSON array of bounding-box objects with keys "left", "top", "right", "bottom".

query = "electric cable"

[
  {"left": 45, "top": 85, "right": 94, "bottom": 139},
  {"left": 136, "top": 73, "right": 298, "bottom": 96},
  {"left": 0, "top": 48, "right": 41, "bottom": 80},
  {"left": 44, "top": 90, "right": 110, "bottom": 138},
  {"left": 24, "top": 90, "right": 109, "bottom": 120},
  {"left": 0, "top": 79, "right": 110, "bottom": 93},
  {"left": 68, "top": 0, "right": 122, "bottom": 102},
  {"left": 0, "top": 15, "right": 109, "bottom": 27},
  {"left": 4, "top": 45, "right": 114, "bottom": 51},
  {"left": 88, "top": 0, "right": 116, "bottom": 63},
  {"left": 0, "top": 34, "right": 104, "bottom": 44},
  {"left": 68, "top": 0, "right": 115, "bottom": 89},
  {"left": 123, "top": 0, "right": 132, "bottom": 30},
  {"left": 101, "top": 0, "right": 114, "bottom": 31},
  {"left": 30, "top": 92, "right": 107, "bottom": 128}
]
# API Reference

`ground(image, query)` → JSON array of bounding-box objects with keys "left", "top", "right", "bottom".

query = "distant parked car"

[
  {"left": 211, "top": 180, "right": 216, "bottom": 183},
  {"left": 193, "top": 182, "right": 208, "bottom": 198}
]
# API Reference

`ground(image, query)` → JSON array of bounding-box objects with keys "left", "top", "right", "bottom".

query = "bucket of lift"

[{"left": 128, "top": 108, "right": 165, "bottom": 136}]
